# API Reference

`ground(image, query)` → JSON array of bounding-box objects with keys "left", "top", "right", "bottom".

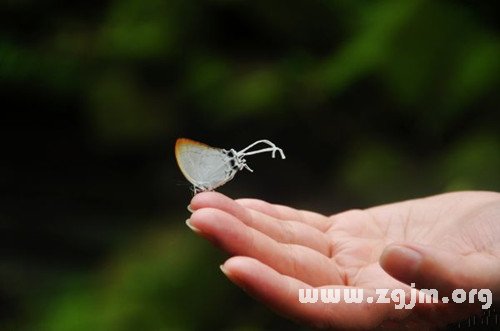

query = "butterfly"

[{"left": 175, "top": 138, "right": 285, "bottom": 193}]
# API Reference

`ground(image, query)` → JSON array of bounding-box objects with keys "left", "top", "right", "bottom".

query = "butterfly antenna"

[{"left": 237, "top": 140, "right": 286, "bottom": 159}]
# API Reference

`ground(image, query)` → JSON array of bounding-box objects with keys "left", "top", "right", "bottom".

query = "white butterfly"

[{"left": 175, "top": 138, "right": 285, "bottom": 193}]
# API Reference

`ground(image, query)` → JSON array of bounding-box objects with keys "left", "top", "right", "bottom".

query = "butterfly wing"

[{"left": 175, "top": 138, "right": 236, "bottom": 191}]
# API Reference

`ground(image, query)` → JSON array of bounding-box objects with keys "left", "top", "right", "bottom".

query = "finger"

[
  {"left": 191, "top": 192, "right": 331, "bottom": 233},
  {"left": 380, "top": 242, "right": 500, "bottom": 299},
  {"left": 221, "top": 256, "right": 394, "bottom": 330},
  {"left": 244, "top": 208, "right": 332, "bottom": 257},
  {"left": 236, "top": 198, "right": 333, "bottom": 232},
  {"left": 188, "top": 208, "right": 343, "bottom": 286},
  {"left": 190, "top": 192, "right": 331, "bottom": 255},
  {"left": 190, "top": 191, "right": 248, "bottom": 221}
]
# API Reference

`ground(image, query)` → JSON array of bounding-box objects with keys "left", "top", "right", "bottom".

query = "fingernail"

[
  {"left": 187, "top": 204, "right": 193, "bottom": 213},
  {"left": 185, "top": 218, "right": 201, "bottom": 234},
  {"left": 220, "top": 264, "right": 231, "bottom": 277}
]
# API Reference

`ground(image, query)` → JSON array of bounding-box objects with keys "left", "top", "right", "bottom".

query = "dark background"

[{"left": 1, "top": 0, "right": 499, "bottom": 330}]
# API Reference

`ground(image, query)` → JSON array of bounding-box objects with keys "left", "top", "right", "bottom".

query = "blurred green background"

[{"left": 1, "top": 0, "right": 499, "bottom": 330}]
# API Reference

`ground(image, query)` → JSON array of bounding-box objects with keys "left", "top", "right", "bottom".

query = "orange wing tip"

[
  {"left": 175, "top": 138, "right": 216, "bottom": 164},
  {"left": 175, "top": 138, "right": 212, "bottom": 150}
]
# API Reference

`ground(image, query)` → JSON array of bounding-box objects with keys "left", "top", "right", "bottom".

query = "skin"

[{"left": 186, "top": 191, "right": 500, "bottom": 330}]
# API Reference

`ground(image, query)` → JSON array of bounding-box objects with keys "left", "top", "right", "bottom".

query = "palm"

[{"left": 188, "top": 191, "right": 500, "bottom": 330}]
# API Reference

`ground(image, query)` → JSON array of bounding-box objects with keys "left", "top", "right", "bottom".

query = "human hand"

[{"left": 186, "top": 191, "right": 500, "bottom": 330}]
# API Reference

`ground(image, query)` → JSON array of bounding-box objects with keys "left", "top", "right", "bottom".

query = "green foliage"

[{"left": 35, "top": 226, "right": 250, "bottom": 331}]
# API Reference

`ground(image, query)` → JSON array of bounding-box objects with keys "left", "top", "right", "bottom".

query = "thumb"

[{"left": 379, "top": 243, "right": 500, "bottom": 296}]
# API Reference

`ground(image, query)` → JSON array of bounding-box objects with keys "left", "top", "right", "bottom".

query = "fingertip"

[
  {"left": 188, "top": 207, "right": 219, "bottom": 229},
  {"left": 220, "top": 257, "right": 250, "bottom": 289},
  {"left": 219, "top": 264, "right": 231, "bottom": 278},
  {"left": 189, "top": 191, "right": 214, "bottom": 209},
  {"left": 190, "top": 191, "right": 231, "bottom": 210},
  {"left": 224, "top": 256, "right": 273, "bottom": 279},
  {"left": 189, "top": 208, "right": 250, "bottom": 254},
  {"left": 185, "top": 218, "right": 201, "bottom": 234},
  {"left": 222, "top": 256, "right": 259, "bottom": 279},
  {"left": 221, "top": 257, "right": 278, "bottom": 295},
  {"left": 188, "top": 208, "right": 226, "bottom": 240}
]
